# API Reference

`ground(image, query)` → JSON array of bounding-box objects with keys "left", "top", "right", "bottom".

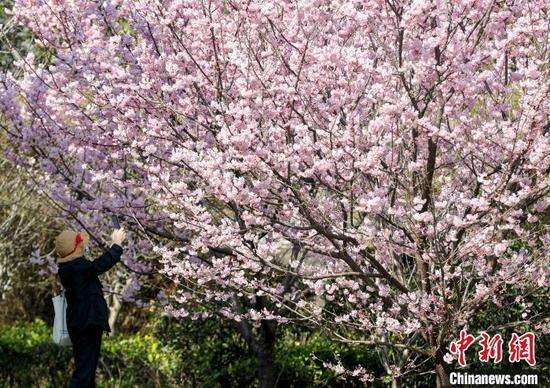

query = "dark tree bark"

[
  {"left": 232, "top": 295, "right": 278, "bottom": 388},
  {"left": 435, "top": 351, "right": 450, "bottom": 388},
  {"left": 391, "top": 376, "right": 401, "bottom": 388},
  {"left": 257, "top": 319, "right": 277, "bottom": 388}
]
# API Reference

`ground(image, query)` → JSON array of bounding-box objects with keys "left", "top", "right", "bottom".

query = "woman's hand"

[{"left": 111, "top": 228, "right": 127, "bottom": 246}]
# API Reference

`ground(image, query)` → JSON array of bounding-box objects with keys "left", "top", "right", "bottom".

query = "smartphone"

[{"left": 111, "top": 214, "right": 121, "bottom": 229}]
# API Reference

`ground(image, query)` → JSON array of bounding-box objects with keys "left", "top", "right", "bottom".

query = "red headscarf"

[{"left": 68, "top": 232, "right": 83, "bottom": 255}]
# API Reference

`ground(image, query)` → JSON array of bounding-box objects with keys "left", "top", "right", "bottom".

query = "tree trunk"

[
  {"left": 435, "top": 357, "right": 450, "bottom": 388},
  {"left": 108, "top": 292, "right": 122, "bottom": 336},
  {"left": 257, "top": 318, "right": 277, "bottom": 388},
  {"left": 391, "top": 376, "right": 401, "bottom": 388},
  {"left": 257, "top": 344, "right": 276, "bottom": 388},
  {"left": 231, "top": 295, "right": 278, "bottom": 388}
]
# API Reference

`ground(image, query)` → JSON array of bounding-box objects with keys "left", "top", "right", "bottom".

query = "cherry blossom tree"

[{"left": 1, "top": 0, "right": 549, "bottom": 386}]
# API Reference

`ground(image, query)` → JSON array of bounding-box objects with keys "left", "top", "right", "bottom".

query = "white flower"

[{"left": 443, "top": 352, "right": 455, "bottom": 364}]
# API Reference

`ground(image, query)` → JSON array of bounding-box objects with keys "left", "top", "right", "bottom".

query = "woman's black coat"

[{"left": 57, "top": 244, "right": 123, "bottom": 336}]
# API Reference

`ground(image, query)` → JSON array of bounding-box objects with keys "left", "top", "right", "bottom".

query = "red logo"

[
  {"left": 449, "top": 329, "right": 476, "bottom": 367},
  {"left": 449, "top": 330, "right": 536, "bottom": 367},
  {"left": 478, "top": 332, "right": 503, "bottom": 363},
  {"left": 508, "top": 332, "right": 536, "bottom": 366}
]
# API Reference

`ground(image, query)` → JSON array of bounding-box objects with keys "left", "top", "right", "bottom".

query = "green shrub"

[
  {"left": 153, "top": 316, "right": 258, "bottom": 387},
  {"left": 0, "top": 318, "right": 183, "bottom": 388},
  {"left": 153, "top": 316, "right": 386, "bottom": 387},
  {"left": 273, "top": 330, "right": 384, "bottom": 387},
  {"left": 9, "top": 316, "right": 534, "bottom": 387}
]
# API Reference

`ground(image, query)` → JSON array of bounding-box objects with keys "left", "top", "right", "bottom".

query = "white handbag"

[{"left": 52, "top": 290, "right": 72, "bottom": 346}]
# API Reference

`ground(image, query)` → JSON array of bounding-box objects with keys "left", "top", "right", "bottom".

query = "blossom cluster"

[{"left": 1, "top": 0, "right": 548, "bottom": 380}]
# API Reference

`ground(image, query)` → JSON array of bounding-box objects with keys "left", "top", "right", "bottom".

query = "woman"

[{"left": 55, "top": 227, "right": 127, "bottom": 388}]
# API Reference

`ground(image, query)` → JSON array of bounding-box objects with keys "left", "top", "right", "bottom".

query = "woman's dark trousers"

[{"left": 69, "top": 323, "right": 103, "bottom": 388}]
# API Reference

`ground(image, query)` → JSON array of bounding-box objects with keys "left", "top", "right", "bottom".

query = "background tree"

[
  {"left": 0, "top": 0, "right": 60, "bottom": 323},
  {"left": 0, "top": 154, "right": 58, "bottom": 317},
  {"left": 1, "top": 1, "right": 548, "bottom": 386},
  {"left": 0, "top": 0, "right": 148, "bottom": 336}
]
